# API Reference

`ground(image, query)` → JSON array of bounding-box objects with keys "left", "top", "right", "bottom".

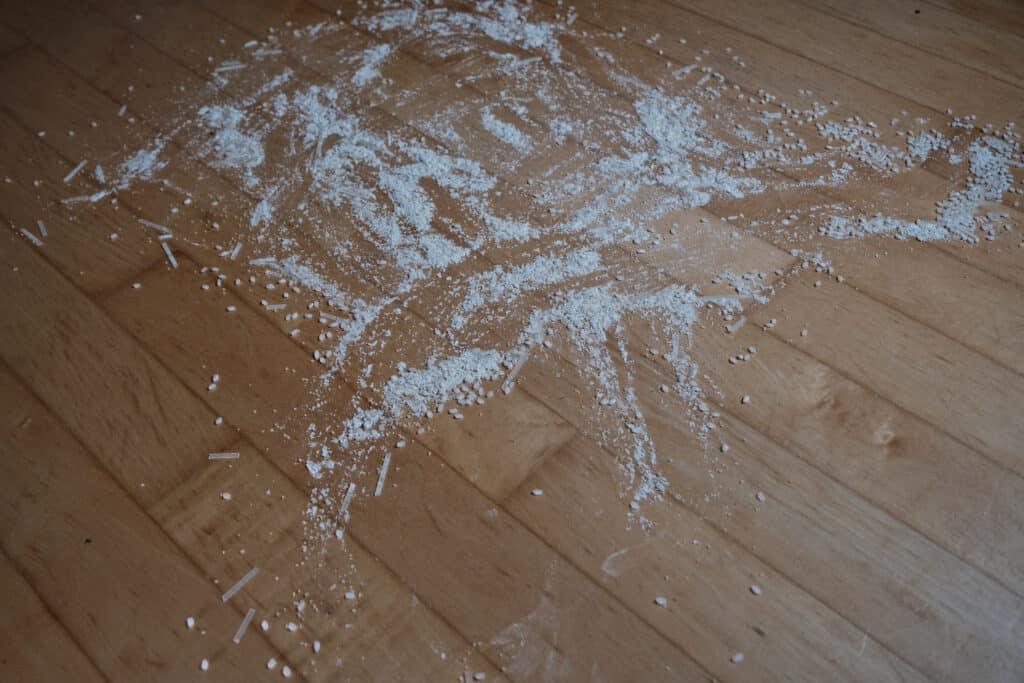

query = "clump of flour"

[{"left": 81, "top": 0, "right": 1020, "bottom": 541}]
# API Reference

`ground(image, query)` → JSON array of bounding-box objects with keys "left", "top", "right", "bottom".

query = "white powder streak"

[
  {"left": 452, "top": 250, "right": 602, "bottom": 329},
  {"left": 481, "top": 107, "right": 533, "bottom": 152}
]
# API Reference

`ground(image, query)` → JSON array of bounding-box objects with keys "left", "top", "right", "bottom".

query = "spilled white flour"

[
  {"left": 58, "top": 0, "right": 1021, "bottom": 586},
  {"left": 351, "top": 44, "right": 394, "bottom": 87},
  {"left": 481, "top": 106, "right": 535, "bottom": 152},
  {"left": 451, "top": 249, "right": 603, "bottom": 329}
]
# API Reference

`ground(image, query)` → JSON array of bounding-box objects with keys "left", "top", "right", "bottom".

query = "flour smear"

[{"left": 64, "top": 0, "right": 1020, "bottom": 585}]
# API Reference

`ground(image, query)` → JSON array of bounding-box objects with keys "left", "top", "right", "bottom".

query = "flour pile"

[{"left": 69, "top": 1, "right": 1021, "bottom": 536}]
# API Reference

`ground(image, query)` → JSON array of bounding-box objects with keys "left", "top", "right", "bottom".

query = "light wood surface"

[{"left": 1, "top": 1, "right": 1022, "bottom": 681}]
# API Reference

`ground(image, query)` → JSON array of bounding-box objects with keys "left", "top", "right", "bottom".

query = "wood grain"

[{"left": 1, "top": 0, "right": 1022, "bottom": 681}]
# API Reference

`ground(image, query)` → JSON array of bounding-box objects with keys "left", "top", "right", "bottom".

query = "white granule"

[{"left": 351, "top": 44, "right": 393, "bottom": 87}]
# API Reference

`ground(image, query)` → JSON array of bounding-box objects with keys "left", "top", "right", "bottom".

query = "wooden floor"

[{"left": 1, "top": 0, "right": 1023, "bottom": 681}]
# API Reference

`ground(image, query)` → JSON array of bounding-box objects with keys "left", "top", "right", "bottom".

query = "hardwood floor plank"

[
  {"left": 0, "top": 23, "right": 27, "bottom": 55},
  {"left": 197, "top": 0, "right": 327, "bottom": 37},
  {"left": 665, "top": 0, "right": 1024, "bottom": 123},
  {"left": 816, "top": 240, "right": 1024, "bottom": 377},
  {"left": 753, "top": 278, "right": 1024, "bottom": 476},
  {"left": 101, "top": 249, "right": 353, "bottom": 472},
  {"left": 2, "top": 1, "right": 210, "bottom": 134},
  {"left": 417, "top": 384, "right": 578, "bottom": 500},
  {"left": 807, "top": 0, "right": 1024, "bottom": 88},
  {"left": 0, "top": 234, "right": 231, "bottom": 508},
  {"left": 0, "top": 363, "right": 292, "bottom": 681},
  {"left": 505, "top": 431, "right": 931, "bottom": 681},
  {"left": 688, "top": 323, "right": 1024, "bottom": 597},
  {"left": 925, "top": 0, "right": 1024, "bottom": 37},
  {"left": 0, "top": 552, "right": 107, "bottom": 683}
]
